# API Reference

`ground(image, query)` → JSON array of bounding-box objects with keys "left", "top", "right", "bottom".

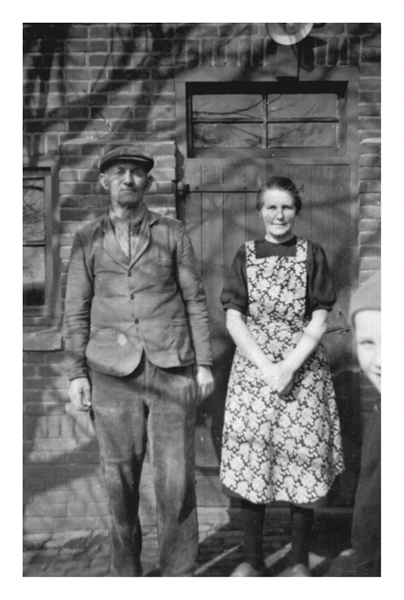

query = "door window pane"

[
  {"left": 268, "top": 122, "right": 337, "bottom": 147},
  {"left": 194, "top": 122, "right": 263, "bottom": 148},
  {"left": 267, "top": 93, "right": 338, "bottom": 120},
  {"left": 193, "top": 94, "right": 262, "bottom": 120}
]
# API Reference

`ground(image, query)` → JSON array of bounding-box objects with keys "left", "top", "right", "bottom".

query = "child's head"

[{"left": 349, "top": 271, "right": 381, "bottom": 392}]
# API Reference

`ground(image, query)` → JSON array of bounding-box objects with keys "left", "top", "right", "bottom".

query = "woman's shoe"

[
  {"left": 289, "top": 563, "right": 311, "bottom": 577},
  {"left": 230, "top": 562, "right": 259, "bottom": 577}
]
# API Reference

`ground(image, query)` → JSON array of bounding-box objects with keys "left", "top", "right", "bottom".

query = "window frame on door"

[
  {"left": 186, "top": 80, "right": 348, "bottom": 159},
  {"left": 175, "top": 66, "right": 359, "bottom": 165}
]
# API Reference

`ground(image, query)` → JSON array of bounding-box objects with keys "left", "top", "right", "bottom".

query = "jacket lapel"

[
  {"left": 102, "top": 216, "right": 129, "bottom": 269},
  {"left": 128, "top": 209, "right": 159, "bottom": 269}
]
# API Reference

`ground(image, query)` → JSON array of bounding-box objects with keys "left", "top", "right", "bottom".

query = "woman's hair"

[{"left": 256, "top": 176, "right": 302, "bottom": 214}]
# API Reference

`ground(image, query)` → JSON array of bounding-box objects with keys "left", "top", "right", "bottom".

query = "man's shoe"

[
  {"left": 230, "top": 562, "right": 259, "bottom": 577},
  {"left": 289, "top": 563, "right": 311, "bottom": 577}
]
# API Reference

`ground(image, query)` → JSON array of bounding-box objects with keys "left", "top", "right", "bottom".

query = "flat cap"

[{"left": 99, "top": 146, "right": 154, "bottom": 173}]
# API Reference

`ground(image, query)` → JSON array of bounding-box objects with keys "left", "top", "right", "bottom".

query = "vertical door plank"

[{"left": 200, "top": 192, "right": 225, "bottom": 469}]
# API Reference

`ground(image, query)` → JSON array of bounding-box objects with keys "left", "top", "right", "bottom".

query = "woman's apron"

[{"left": 220, "top": 238, "right": 344, "bottom": 504}]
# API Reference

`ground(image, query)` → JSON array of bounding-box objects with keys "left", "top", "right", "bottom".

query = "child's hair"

[
  {"left": 349, "top": 271, "right": 381, "bottom": 324},
  {"left": 256, "top": 176, "right": 302, "bottom": 214}
]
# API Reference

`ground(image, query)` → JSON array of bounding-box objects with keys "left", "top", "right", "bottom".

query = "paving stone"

[
  {"left": 23, "top": 515, "right": 352, "bottom": 577},
  {"left": 23, "top": 551, "right": 36, "bottom": 564},
  {"left": 52, "top": 530, "right": 91, "bottom": 541},
  {"left": 23, "top": 533, "right": 51, "bottom": 550}
]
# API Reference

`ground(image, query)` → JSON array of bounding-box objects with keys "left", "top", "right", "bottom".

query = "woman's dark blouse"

[{"left": 220, "top": 236, "right": 336, "bottom": 318}]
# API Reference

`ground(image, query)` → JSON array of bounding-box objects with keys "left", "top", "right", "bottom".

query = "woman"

[{"left": 220, "top": 176, "right": 344, "bottom": 577}]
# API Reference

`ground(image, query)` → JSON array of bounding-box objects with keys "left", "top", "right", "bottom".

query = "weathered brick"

[
  {"left": 360, "top": 142, "right": 381, "bottom": 155},
  {"left": 60, "top": 208, "right": 93, "bottom": 221},
  {"left": 67, "top": 503, "right": 87, "bottom": 517},
  {"left": 64, "top": 452, "right": 93, "bottom": 464},
  {"left": 46, "top": 504, "right": 67, "bottom": 518},
  {"left": 60, "top": 415, "right": 75, "bottom": 438},
  {"left": 359, "top": 231, "right": 380, "bottom": 246},
  {"left": 65, "top": 40, "right": 89, "bottom": 53},
  {"left": 37, "top": 364, "right": 65, "bottom": 377},
  {"left": 361, "top": 35, "right": 381, "bottom": 63},
  {"left": 359, "top": 181, "right": 381, "bottom": 194},
  {"left": 24, "top": 471, "right": 46, "bottom": 490},
  {"left": 24, "top": 515, "right": 106, "bottom": 532},
  {"left": 359, "top": 167, "right": 381, "bottom": 181},
  {"left": 47, "top": 415, "right": 61, "bottom": 438},
  {"left": 65, "top": 54, "right": 86, "bottom": 67},
  {"left": 359, "top": 103, "right": 380, "bottom": 117},
  {"left": 358, "top": 220, "right": 380, "bottom": 236},
  {"left": 34, "top": 438, "right": 78, "bottom": 452},
  {"left": 87, "top": 502, "right": 108, "bottom": 516},
  {"left": 24, "top": 377, "right": 67, "bottom": 390},
  {"left": 359, "top": 203, "right": 381, "bottom": 219},
  {"left": 359, "top": 245, "right": 381, "bottom": 258},
  {"left": 23, "top": 365, "right": 37, "bottom": 377},
  {"left": 24, "top": 403, "right": 47, "bottom": 416},
  {"left": 359, "top": 117, "right": 381, "bottom": 131},
  {"left": 346, "top": 24, "right": 380, "bottom": 36},
  {"left": 359, "top": 256, "right": 381, "bottom": 271},
  {"left": 68, "top": 25, "right": 88, "bottom": 39},
  {"left": 359, "top": 91, "right": 381, "bottom": 104},
  {"left": 89, "top": 25, "right": 113, "bottom": 38},
  {"left": 42, "top": 490, "right": 76, "bottom": 504},
  {"left": 359, "top": 193, "right": 380, "bottom": 207},
  {"left": 359, "top": 77, "right": 381, "bottom": 91},
  {"left": 75, "top": 487, "right": 106, "bottom": 503},
  {"left": 190, "top": 24, "right": 219, "bottom": 38},
  {"left": 25, "top": 503, "right": 47, "bottom": 517},
  {"left": 89, "top": 40, "right": 109, "bottom": 52},
  {"left": 64, "top": 68, "right": 92, "bottom": 81},
  {"left": 327, "top": 36, "right": 340, "bottom": 65},
  {"left": 359, "top": 130, "right": 381, "bottom": 143}
]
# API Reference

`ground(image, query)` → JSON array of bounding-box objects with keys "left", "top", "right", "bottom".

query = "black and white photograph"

[{"left": 16, "top": 11, "right": 401, "bottom": 594}]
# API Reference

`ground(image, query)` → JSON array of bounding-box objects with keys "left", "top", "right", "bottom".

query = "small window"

[
  {"left": 23, "top": 163, "right": 60, "bottom": 324},
  {"left": 188, "top": 82, "right": 347, "bottom": 157}
]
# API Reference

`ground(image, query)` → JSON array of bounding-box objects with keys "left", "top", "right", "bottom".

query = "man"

[{"left": 63, "top": 146, "right": 214, "bottom": 577}]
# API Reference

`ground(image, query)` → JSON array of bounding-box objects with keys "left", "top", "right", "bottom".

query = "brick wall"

[{"left": 23, "top": 23, "right": 381, "bottom": 533}]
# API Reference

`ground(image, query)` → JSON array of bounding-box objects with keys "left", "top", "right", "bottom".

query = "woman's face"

[{"left": 259, "top": 188, "right": 297, "bottom": 243}]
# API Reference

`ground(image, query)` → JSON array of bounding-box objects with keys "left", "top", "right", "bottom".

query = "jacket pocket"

[{"left": 86, "top": 328, "right": 117, "bottom": 372}]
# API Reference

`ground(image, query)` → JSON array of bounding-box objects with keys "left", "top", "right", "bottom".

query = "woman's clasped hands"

[{"left": 262, "top": 359, "right": 295, "bottom": 396}]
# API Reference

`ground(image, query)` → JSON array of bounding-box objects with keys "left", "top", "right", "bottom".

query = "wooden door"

[{"left": 175, "top": 75, "right": 360, "bottom": 506}]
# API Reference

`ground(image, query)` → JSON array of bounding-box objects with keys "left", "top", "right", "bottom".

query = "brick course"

[{"left": 23, "top": 23, "right": 381, "bottom": 534}]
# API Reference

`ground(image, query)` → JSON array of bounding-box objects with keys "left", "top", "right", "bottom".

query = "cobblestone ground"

[{"left": 23, "top": 512, "right": 353, "bottom": 577}]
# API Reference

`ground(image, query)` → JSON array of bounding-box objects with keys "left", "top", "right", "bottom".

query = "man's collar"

[
  {"left": 102, "top": 204, "right": 159, "bottom": 231},
  {"left": 109, "top": 204, "right": 147, "bottom": 230}
]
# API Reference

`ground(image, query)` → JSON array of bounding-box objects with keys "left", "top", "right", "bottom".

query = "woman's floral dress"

[{"left": 220, "top": 237, "right": 344, "bottom": 505}]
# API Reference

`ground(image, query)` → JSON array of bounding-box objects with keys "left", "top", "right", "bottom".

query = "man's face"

[
  {"left": 354, "top": 310, "right": 381, "bottom": 393},
  {"left": 99, "top": 161, "right": 151, "bottom": 211}
]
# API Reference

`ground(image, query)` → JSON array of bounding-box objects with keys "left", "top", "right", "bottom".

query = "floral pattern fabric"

[{"left": 220, "top": 238, "right": 344, "bottom": 504}]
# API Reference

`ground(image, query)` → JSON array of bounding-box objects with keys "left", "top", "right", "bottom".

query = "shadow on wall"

[{"left": 23, "top": 23, "right": 380, "bottom": 526}]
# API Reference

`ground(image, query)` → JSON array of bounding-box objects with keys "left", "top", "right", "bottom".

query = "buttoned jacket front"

[{"left": 64, "top": 208, "right": 212, "bottom": 379}]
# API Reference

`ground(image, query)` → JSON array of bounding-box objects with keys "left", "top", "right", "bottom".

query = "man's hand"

[
  {"left": 195, "top": 365, "right": 214, "bottom": 401},
  {"left": 68, "top": 377, "right": 92, "bottom": 412}
]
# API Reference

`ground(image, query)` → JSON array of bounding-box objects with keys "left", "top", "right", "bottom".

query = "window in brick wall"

[
  {"left": 23, "top": 162, "right": 60, "bottom": 325},
  {"left": 188, "top": 81, "right": 348, "bottom": 157}
]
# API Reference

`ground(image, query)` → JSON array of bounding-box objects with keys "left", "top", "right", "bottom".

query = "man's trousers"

[{"left": 90, "top": 355, "right": 198, "bottom": 577}]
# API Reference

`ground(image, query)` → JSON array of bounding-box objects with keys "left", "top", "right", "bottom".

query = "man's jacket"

[{"left": 63, "top": 208, "right": 212, "bottom": 379}]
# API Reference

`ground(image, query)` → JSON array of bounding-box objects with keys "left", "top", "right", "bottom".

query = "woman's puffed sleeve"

[
  {"left": 220, "top": 244, "right": 248, "bottom": 314},
  {"left": 307, "top": 242, "right": 337, "bottom": 313}
]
